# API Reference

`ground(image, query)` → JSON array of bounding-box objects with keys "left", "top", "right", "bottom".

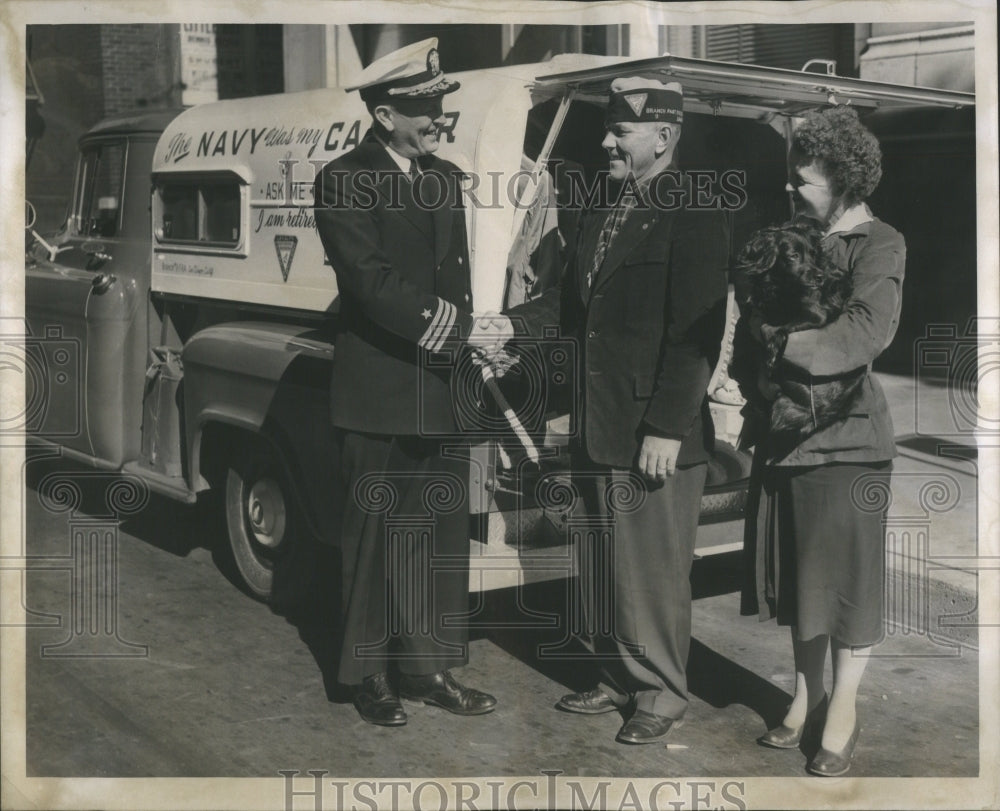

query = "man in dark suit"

[
  {"left": 313, "top": 38, "right": 504, "bottom": 726},
  {"left": 504, "top": 78, "right": 728, "bottom": 743}
]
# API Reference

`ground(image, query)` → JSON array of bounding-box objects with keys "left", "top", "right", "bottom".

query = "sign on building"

[{"left": 180, "top": 23, "right": 218, "bottom": 105}]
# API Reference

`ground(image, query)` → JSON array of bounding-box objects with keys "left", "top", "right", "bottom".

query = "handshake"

[
  {"left": 468, "top": 311, "right": 515, "bottom": 368},
  {"left": 466, "top": 310, "right": 538, "bottom": 463}
]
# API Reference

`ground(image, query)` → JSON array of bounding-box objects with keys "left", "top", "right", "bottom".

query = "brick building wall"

[
  {"left": 99, "top": 24, "right": 182, "bottom": 116},
  {"left": 27, "top": 24, "right": 181, "bottom": 233},
  {"left": 27, "top": 25, "right": 104, "bottom": 232}
]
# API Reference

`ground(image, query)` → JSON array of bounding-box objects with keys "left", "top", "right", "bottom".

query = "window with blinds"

[{"left": 696, "top": 24, "right": 855, "bottom": 75}]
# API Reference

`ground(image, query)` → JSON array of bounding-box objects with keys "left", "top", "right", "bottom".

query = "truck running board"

[{"left": 121, "top": 461, "right": 197, "bottom": 504}]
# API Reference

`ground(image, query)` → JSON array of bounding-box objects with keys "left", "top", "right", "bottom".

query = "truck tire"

[
  {"left": 700, "top": 441, "right": 752, "bottom": 521},
  {"left": 700, "top": 482, "right": 748, "bottom": 519},
  {"left": 224, "top": 441, "right": 296, "bottom": 600}
]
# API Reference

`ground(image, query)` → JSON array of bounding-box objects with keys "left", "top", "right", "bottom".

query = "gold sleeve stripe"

[
  {"left": 419, "top": 298, "right": 457, "bottom": 353},
  {"left": 418, "top": 300, "right": 448, "bottom": 349}
]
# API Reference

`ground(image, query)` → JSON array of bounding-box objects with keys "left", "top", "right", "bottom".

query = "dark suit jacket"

[
  {"left": 314, "top": 131, "right": 473, "bottom": 435},
  {"left": 510, "top": 175, "right": 729, "bottom": 469}
]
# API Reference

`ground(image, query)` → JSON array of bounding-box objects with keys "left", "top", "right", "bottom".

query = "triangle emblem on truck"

[{"left": 274, "top": 235, "right": 298, "bottom": 282}]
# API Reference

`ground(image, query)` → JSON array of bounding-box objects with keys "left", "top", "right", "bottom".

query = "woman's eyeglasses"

[{"left": 787, "top": 176, "right": 830, "bottom": 190}]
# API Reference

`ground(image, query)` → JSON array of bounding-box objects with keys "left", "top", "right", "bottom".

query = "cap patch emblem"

[
  {"left": 274, "top": 235, "right": 298, "bottom": 282},
  {"left": 624, "top": 93, "right": 647, "bottom": 117},
  {"left": 427, "top": 49, "right": 441, "bottom": 75}
]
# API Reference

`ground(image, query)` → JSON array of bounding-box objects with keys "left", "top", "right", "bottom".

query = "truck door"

[{"left": 25, "top": 135, "right": 152, "bottom": 466}]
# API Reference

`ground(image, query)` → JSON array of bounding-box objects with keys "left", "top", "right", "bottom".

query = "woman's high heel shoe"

[
  {"left": 808, "top": 721, "right": 861, "bottom": 777},
  {"left": 758, "top": 694, "right": 828, "bottom": 749}
]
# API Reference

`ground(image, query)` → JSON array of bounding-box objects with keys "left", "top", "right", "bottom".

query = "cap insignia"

[{"left": 624, "top": 93, "right": 647, "bottom": 117}]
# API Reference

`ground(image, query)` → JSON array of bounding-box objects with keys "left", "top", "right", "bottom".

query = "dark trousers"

[
  {"left": 574, "top": 461, "right": 707, "bottom": 718},
  {"left": 333, "top": 429, "right": 470, "bottom": 685}
]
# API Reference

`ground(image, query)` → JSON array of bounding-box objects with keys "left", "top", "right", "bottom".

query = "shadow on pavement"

[
  {"left": 481, "top": 556, "right": 790, "bottom": 728},
  {"left": 687, "top": 639, "right": 790, "bottom": 728},
  {"left": 270, "top": 539, "right": 349, "bottom": 703},
  {"left": 24, "top": 450, "right": 352, "bottom": 703},
  {"left": 24, "top": 451, "right": 211, "bottom": 559},
  {"left": 24, "top": 452, "right": 790, "bottom": 728}
]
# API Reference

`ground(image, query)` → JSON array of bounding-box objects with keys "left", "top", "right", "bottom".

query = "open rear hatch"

[{"left": 490, "top": 54, "right": 975, "bottom": 560}]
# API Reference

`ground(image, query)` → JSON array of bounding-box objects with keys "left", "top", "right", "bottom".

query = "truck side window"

[
  {"left": 161, "top": 184, "right": 199, "bottom": 241},
  {"left": 73, "top": 141, "right": 126, "bottom": 238},
  {"left": 202, "top": 184, "right": 240, "bottom": 243},
  {"left": 154, "top": 176, "right": 242, "bottom": 248}
]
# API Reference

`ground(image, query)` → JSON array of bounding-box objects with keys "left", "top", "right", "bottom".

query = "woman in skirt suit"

[{"left": 733, "top": 105, "right": 905, "bottom": 777}]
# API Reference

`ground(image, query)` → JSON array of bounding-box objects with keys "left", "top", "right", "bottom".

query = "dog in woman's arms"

[{"left": 732, "top": 218, "right": 866, "bottom": 456}]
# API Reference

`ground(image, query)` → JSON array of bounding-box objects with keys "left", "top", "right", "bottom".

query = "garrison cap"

[
  {"left": 606, "top": 77, "right": 683, "bottom": 125},
  {"left": 346, "top": 37, "right": 460, "bottom": 104}
]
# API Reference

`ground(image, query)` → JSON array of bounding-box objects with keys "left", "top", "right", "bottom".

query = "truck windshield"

[{"left": 72, "top": 140, "right": 126, "bottom": 238}]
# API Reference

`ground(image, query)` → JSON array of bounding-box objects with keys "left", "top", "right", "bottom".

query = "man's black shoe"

[
  {"left": 353, "top": 672, "right": 407, "bottom": 726},
  {"left": 616, "top": 710, "right": 681, "bottom": 744},
  {"left": 556, "top": 688, "right": 618, "bottom": 715},
  {"left": 398, "top": 670, "right": 497, "bottom": 716}
]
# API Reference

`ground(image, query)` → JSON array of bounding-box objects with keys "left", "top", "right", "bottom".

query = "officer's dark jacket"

[
  {"left": 509, "top": 173, "right": 729, "bottom": 469},
  {"left": 314, "top": 131, "right": 473, "bottom": 435}
]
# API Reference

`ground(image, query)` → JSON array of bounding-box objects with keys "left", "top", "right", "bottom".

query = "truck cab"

[
  {"left": 26, "top": 111, "right": 180, "bottom": 469},
  {"left": 24, "top": 53, "right": 974, "bottom": 599}
]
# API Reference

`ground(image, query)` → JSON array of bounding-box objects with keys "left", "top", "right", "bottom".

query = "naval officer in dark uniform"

[
  {"left": 505, "top": 78, "right": 728, "bottom": 743},
  {"left": 313, "top": 38, "right": 504, "bottom": 726}
]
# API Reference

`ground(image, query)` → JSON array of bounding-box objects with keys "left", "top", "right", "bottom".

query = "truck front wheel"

[{"left": 225, "top": 443, "right": 295, "bottom": 600}]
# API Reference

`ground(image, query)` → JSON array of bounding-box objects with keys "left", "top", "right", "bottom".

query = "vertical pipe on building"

[
  {"left": 501, "top": 24, "right": 516, "bottom": 63},
  {"left": 169, "top": 24, "right": 182, "bottom": 109},
  {"left": 854, "top": 23, "right": 872, "bottom": 77}
]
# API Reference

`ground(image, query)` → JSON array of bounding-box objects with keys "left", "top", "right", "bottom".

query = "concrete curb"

[{"left": 885, "top": 562, "right": 978, "bottom": 649}]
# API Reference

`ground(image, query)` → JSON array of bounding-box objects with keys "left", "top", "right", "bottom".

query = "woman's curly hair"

[{"left": 792, "top": 106, "right": 883, "bottom": 204}]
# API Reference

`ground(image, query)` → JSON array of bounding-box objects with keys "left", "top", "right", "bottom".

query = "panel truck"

[{"left": 24, "top": 53, "right": 973, "bottom": 598}]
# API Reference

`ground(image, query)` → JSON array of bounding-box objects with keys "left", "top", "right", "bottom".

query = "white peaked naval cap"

[{"left": 346, "top": 37, "right": 461, "bottom": 103}]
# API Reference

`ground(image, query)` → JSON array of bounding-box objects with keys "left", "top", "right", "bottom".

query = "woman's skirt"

[{"left": 740, "top": 458, "right": 892, "bottom": 646}]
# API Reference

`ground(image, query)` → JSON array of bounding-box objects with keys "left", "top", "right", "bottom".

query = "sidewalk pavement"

[{"left": 874, "top": 372, "right": 981, "bottom": 649}]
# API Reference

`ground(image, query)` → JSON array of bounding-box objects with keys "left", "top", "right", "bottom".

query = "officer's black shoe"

[
  {"left": 616, "top": 710, "right": 682, "bottom": 744},
  {"left": 353, "top": 672, "right": 407, "bottom": 726},
  {"left": 556, "top": 688, "right": 619, "bottom": 714},
  {"left": 398, "top": 670, "right": 497, "bottom": 715}
]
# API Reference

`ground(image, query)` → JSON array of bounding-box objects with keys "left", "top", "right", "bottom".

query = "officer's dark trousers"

[
  {"left": 333, "top": 429, "right": 470, "bottom": 686},
  {"left": 575, "top": 461, "right": 708, "bottom": 719}
]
